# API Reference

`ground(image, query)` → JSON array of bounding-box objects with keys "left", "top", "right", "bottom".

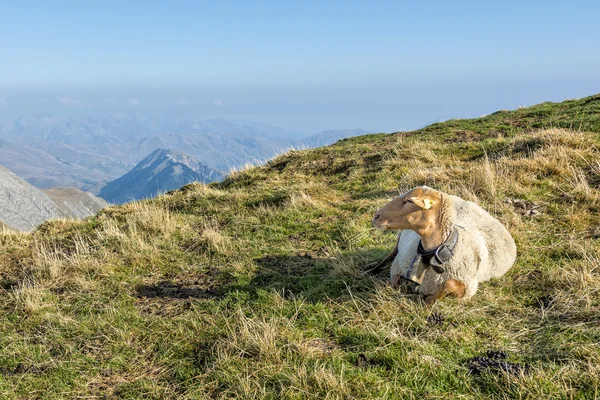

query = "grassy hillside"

[{"left": 1, "top": 94, "right": 599, "bottom": 399}]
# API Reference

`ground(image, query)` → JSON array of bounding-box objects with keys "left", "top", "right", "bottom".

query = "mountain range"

[
  {"left": 0, "top": 115, "right": 367, "bottom": 195},
  {"left": 0, "top": 165, "right": 107, "bottom": 231}
]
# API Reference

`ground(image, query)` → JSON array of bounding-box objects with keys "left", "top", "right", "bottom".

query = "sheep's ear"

[{"left": 409, "top": 196, "right": 435, "bottom": 210}]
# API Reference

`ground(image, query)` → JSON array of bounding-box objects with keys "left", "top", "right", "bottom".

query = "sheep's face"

[{"left": 372, "top": 187, "right": 441, "bottom": 232}]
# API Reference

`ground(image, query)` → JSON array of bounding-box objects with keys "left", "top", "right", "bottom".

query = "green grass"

[{"left": 1, "top": 94, "right": 600, "bottom": 399}]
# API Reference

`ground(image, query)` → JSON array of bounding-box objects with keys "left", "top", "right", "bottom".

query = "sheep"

[{"left": 369, "top": 186, "right": 516, "bottom": 303}]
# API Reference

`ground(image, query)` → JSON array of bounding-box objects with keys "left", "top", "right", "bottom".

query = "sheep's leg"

[
  {"left": 390, "top": 273, "right": 402, "bottom": 289},
  {"left": 425, "top": 278, "right": 466, "bottom": 305}
]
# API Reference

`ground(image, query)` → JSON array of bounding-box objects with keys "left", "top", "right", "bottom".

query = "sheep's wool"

[{"left": 390, "top": 194, "right": 516, "bottom": 299}]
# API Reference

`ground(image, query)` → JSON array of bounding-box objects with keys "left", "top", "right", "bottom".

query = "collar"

[{"left": 417, "top": 226, "right": 460, "bottom": 274}]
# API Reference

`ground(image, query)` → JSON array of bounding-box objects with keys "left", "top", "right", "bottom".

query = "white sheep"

[{"left": 369, "top": 186, "right": 516, "bottom": 303}]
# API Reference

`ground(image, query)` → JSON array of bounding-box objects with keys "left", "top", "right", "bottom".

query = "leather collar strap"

[{"left": 417, "top": 226, "right": 459, "bottom": 274}]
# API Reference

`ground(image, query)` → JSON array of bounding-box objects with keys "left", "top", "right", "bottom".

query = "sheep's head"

[{"left": 372, "top": 186, "right": 442, "bottom": 232}]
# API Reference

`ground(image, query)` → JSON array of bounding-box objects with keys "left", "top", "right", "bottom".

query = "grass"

[{"left": 1, "top": 94, "right": 600, "bottom": 399}]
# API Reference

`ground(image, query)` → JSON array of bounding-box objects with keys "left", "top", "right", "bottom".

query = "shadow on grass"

[
  {"left": 244, "top": 249, "right": 391, "bottom": 302},
  {"left": 136, "top": 282, "right": 221, "bottom": 300},
  {"left": 135, "top": 248, "right": 391, "bottom": 305}
]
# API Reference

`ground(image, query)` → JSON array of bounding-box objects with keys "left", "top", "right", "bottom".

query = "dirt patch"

[
  {"left": 296, "top": 338, "right": 339, "bottom": 358},
  {"left": 505, "top": 198, "right": 544, "bottom": 217},
  {"left": 467, "top": 351, "right": 531, "bottom": 376},
  {"left": 135, "top": 296, "right": 194, "bottom": 317},
  {"left": 513, "top": 269, "right": 543, "bottom": 285},
  {"left": 135, "top": 271, "right": 224, "bottom": 316},
  {"left": 255, "top": 253, "right": 323, "bottom": 277},
  {"left": 0, "top": 363, "right": 50, "bottom": 376},
  {"left": 137, "top": 282, "right": 219, "bottom": 300}
]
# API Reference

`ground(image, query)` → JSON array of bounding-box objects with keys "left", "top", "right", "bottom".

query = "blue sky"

[{"left": 1, "top": 0, "right": 599, "bottom": 132}]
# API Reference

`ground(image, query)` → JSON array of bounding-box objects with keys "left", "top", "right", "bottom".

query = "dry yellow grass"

[{"left": 1, "top": 122, "right": 599, "bottom": 398}]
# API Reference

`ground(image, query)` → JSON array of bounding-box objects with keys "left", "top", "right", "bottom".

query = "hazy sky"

[{"left": 1, "top": 0, "right": 599, "bottom": 133}]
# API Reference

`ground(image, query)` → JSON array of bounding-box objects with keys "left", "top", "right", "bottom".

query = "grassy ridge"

[{"left": 1, "top": 95, "right": 599, "bottom": 399}]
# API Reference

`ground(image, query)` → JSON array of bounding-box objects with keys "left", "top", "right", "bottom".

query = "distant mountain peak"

[
  {"left": 99, "top": 148, "right": 224, "bottom": 204},
  {"left": 133, "top": 148, "right": 209, "bottom": 173}
]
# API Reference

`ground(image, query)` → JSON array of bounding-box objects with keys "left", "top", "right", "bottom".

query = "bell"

[{"left": 404, "top": 255, "right": 426, "bottom": 285}]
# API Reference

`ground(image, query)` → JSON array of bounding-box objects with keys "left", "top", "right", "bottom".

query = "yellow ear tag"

[{"left": 423, "top": 199, "right": 433, "bottom": 209}]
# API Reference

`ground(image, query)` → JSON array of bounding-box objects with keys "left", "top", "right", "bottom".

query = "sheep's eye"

[{"left": 406, "top": 199, "right": 414, "bottom": 204}]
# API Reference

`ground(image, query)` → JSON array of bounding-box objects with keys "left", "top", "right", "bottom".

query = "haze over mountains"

[{"left": 0, "top": 115, "right": 367, "bottom": 196}]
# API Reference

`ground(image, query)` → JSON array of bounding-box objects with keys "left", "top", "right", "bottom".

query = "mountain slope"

[
  {"left": 42, "top": 187, "right": 109, "bottom": 219},
  {"left": 0, "top": 165, "right": 108, "bottom": 231},
  {"left": 0, "top": 137, "right": 127, "bottom": 192},
  {"left": 99, "top": 149, "right": 224, "bottom": 204},
  {"left": 1, "top": 94, "right": 599, "bottom": 398},
  {"left": 0, "top": 165, "right": 66, "bottom": 232}
]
